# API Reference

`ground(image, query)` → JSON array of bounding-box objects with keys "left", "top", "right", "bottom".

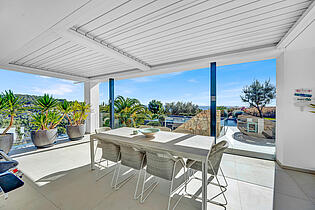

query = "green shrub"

[
  {"left": 233, "top": 110, "right": 244, "bottom": 118},
  {"left": 146, "top": 121, "right": 161, "bottom": 126}
]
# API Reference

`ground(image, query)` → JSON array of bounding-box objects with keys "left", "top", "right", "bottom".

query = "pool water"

[{"left": 221, "top": 118, "right": 237, "bottom": 126}]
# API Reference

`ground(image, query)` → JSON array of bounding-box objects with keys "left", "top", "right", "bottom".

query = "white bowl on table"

[{"left": 138, "top": 128, "right": 160, "bottom": 137}]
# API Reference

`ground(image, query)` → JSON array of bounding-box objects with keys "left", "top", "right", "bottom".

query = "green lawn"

[{"left": 264, "top": 117, "right": 276, "bottom": 121}]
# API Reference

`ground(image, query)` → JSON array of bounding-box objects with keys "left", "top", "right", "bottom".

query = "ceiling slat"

[{"left": 122, "top": 1, "right": 309, "bottom": 51}]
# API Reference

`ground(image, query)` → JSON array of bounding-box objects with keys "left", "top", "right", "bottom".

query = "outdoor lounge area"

[{"left": 1, "top": 1, "right": 315, "bottom": 210}]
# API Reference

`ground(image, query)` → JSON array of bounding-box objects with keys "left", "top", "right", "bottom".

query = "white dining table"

[{"left": 90, "top": 127, "right": 215, "bottom": 210}]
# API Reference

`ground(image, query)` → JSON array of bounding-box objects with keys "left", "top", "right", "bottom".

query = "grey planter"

[
  {"left": 31, "top": 129, "right": 57, "bottom": 148},
  {"left": 66, "top": 124, "right": 86, "bottom": 141},
  {"left": 0, "top": 133, "right": 14, "bottom": 154}
]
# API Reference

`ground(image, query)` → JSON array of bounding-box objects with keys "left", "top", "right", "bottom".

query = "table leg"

[
  {"left": 202, "top": 160, "right": 207, "bottom": 210},
  {"left": 90, "top": 136, "right": 95, "bottom": 170}
]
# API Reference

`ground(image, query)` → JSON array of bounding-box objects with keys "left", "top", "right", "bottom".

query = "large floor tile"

[
  {"left": 273, "top": 192, "right": 315, "bottom": 210},
  {"left": 0, "top": 177, "right": 59, "bottom": 210},
  {"left": 286, "top": 169, "right": 315, "bottom": 203},
  {"left": 238, "top": 180, "right": 273, "bottom": 210},
  {"left": 274, "top": 168, "right": 309, "bottom": 200},
  {"left": 235, "top": 161, "right": 274, "bottom": 188}
]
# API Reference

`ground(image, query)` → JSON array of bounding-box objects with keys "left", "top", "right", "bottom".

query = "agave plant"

[
  {"left": 31, "top": 94, "right": 65, "bottom": 131},
  {"left": 0, "top": 90, "right": 24, "bottom": 135}
]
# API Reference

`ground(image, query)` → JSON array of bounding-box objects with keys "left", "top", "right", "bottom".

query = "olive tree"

[{"left": 240, "top": 79, "right": 276, "bottom": 118}]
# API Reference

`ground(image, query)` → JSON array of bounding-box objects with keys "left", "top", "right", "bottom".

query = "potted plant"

[
  {"left": 31, "top": 94, "right": 66, "bottom": 148},
  {"left": 0, "top": 90, "right": 24, "bottom": 154},
  {"left": 65, "top": 101, "right": 90, "bottom": 140}
]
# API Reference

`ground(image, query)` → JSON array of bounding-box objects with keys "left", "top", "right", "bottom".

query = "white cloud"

[
  {"left": 130, "top": 77, "right": 152, "bottom": 83},
  {"left": 60, "top": 79, "right": 75, "bottom": 84},
  {"left": 38, "top": 75, "right": 51, "bottom": 79},
  {"left": 33, "top": 84, "right": 76, "bottom": 96},
  {"left": 188, "top": 79, "right": 198, "bottom": 83},
  {"left": 167, "top": 72, "right": 182, "bottom": 76}
]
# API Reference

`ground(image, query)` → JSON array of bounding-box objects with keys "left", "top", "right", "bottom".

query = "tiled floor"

[
  {"left": 273, "top": 165, "right": 315, "bottom": 210},
  {"left": 1, "top": 138, "right": 275, "bottom": 210}
]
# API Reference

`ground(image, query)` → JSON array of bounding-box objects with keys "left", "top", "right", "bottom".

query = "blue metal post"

[
  {"left": 109, "top": 78, "right": 115, "bottom": 129},
  {"left": 210, "top": 62, "right": 217, "bottom": 140}
]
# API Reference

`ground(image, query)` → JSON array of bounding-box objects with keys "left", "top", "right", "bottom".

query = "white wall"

[
  {"left": 84, "top": 81, "right": 100, "bottom": 134},
  {"left": 276, "top": 20, "right": 315, "bottom": 171}
]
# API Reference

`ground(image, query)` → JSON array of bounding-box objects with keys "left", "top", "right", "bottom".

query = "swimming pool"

[{"left": 221, "top": 118, "right": 237, "bottom": 126}]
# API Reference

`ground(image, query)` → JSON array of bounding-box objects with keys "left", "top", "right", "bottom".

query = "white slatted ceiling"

[
  {"left": 11, "top": 36, "right": 131, "bottom": 77},
  {"left": 124, "top": 2, "right": 308, "bottom": 53},
  {"left": 9, "top": 0, "right": 312, "bottom": 78},
  {"left": 75, "top": 0, "right": 311, "bottom": 66}
]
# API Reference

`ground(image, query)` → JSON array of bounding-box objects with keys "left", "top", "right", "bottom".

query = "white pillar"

[
  {"left": 84, "top": 81, "right": 100, "bottom": 134},
  {"left": 257, "top": 119, "right": 264, "bottom": 134},
  {"left": 276, "top": 20, "right": 315, "bottom": 171}
]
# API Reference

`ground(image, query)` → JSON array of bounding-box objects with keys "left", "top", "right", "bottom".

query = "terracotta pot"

[
  {"left": 0, "top": 133, "right": 14, "bottom": 154},
  {"left": 66, "top": 124, "right": 86, "bottom": 141},
  {"left": 31, "top": 129, "right": 57, "bottom": 148}
]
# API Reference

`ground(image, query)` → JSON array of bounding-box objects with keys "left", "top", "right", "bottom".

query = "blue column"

[
  {"left": 210, "top": 62, "right": 217, "bottom": 140},
  {"left": 109, "top": 78, "right": 115, "bottom": 129}
]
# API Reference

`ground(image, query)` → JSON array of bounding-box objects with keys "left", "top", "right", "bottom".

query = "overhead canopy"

[{"left": 0, "top": 0, "right": 314, "bottom": 82}]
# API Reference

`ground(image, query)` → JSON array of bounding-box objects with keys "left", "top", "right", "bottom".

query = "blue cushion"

[{"left": 0, "top": 172, "right": 24, "bottom": 193}]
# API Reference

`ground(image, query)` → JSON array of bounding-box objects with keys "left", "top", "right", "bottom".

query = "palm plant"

[
  {"left": 114, "top": 96, "right": 145, "bottom": 127},
  {"left": 0, "top": 90, "right": 24, "bottom": 135}
]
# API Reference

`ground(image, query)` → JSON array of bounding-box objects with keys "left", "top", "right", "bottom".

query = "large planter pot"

[
  {"left": 66, "top": 124, "right": 86, "bottom": 141},
  {"left": 0, "top": 133, "right": 14, "bottom": 154},
  {"left": 31, "top": 129, "right": 57, "bottom": 148}
]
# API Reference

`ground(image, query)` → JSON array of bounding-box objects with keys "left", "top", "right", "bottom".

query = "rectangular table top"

[{"left": 91, "top": 127, "right": 214, "bottom": 162}]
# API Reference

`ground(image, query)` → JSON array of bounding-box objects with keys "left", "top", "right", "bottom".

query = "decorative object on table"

[
  {"left": 132, "top": 130, "right": 138, "bottom": 135},
  {"left": 294, "top": 88, "right": 312, "bottom": 111},
  {"left": 0, "top": 90, "right": 24, "bottom": 154},
  {"left": 138, "top": 128, "right": 159, "bottom": 137},
  {"left": 65, "top": 101, "right": 90, "bottom": 140}
]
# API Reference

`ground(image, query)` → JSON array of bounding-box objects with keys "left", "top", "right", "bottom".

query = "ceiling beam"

[
  {"left": 1, "top": 63, "right": 88, "bottom": 82},
  {"left": 277, "top": 1, "right": 315, "bottom": 49},
  {"left": 90, "top": 44, "right": 282, "bottom": 82},
  {"left": 62, "top": 27, "right": 151, "bottom": 71}
]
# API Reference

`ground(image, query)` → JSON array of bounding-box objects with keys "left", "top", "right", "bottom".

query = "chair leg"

[
  {"left": 219, "top": 167, "right": 228, "bottom": 188},
  {"left": 134, "top": 169, "right": 143, "bottom": 200},
  {"left": 167, "top": 176, "right": 174, "bottom": 210},
  {"left": 140, "top": 170, "right": 159, "bottom": 203},
  {"left": 0, "top": 186, "right": 8, "bottom": 200},
  {"left": 96, "top": 158, "right": 117, "bottom": 182},
  {"left": 134, "top": 155, "right": 147, "bottom": 200},
  {"left": 167, "top": 161, "right": 186, "bottom": 210},
  {"left": 207, "top": 162, "right": 228, "bottom": 208},
  {"left": 184, "top": 166, "right": 228, "bottom": 209},
  {"left": 113, "top": 163, "right": 136, "bottom": 190}
]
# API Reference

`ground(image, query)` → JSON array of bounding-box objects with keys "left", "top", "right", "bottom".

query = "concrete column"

[{"left": 84, "top": 81, "right": 100, "bottom": 134}]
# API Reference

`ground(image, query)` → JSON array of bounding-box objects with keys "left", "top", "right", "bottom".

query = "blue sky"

[
  {"left": 100, "top": 59, "right": 276, "bottom": 106},
  {"left": 0, "top": 59, "right": 276, "bottom": 106}
]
